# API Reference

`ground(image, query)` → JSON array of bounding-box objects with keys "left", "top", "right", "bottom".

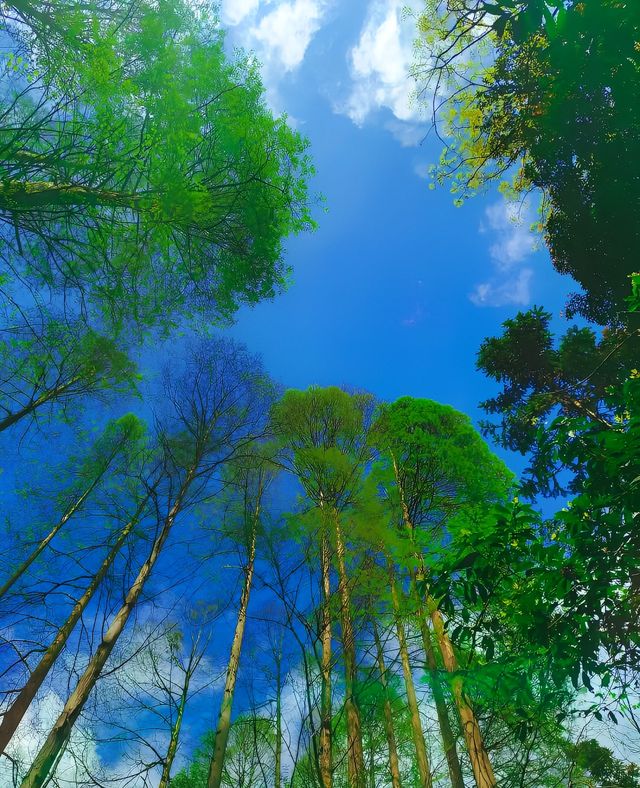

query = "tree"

[
  {"left": 0, "top": 414, "right": 150, "bottom": 752},
  {"left": 0, "top": 413, "right": 144, "bottom": 602},
  {"left": 270, "top": 386, "right": 375, "bottom": 788},
  {"left": 372, "top": 397, "right": 513, "bottom": 788},
  {"left": 0, "top": 0, "right": 315, "bottom": 330},
  {"left": 476, "top": 306, "right": 639, "bottom": 496},
  {"left": 19, "top": 338, "right": 275, "bottom": 788},
  {"left": 416, "top": 0, "right": 640, "bottom": 323},
  {"left": 0, "top": 311, "right": 137, "bottom": 438},
  {"left": 207, "top": 456, "right": 276, "bottom": 788}
]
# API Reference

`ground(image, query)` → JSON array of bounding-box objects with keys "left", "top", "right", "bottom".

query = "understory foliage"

[{"left": 0, "top": 0, "right": 637, "bottom": 787}]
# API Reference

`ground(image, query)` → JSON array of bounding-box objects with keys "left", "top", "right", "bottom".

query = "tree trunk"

[
  {"left": 413, "top": 583, "right": 465, "bottom": 788},
  {"left": 207, "top": 518, "right": 258, "bottom": 788},
  {"left": 372, "top": 620, "right": 402, "bottom": 788},
  {"left": 158, "top": 664, "right": 192, "bottom": 788},
  {"left": 0, "top": 491, "right": 152, "bottom": 753},
  {"left": 430, "top": 605, "right": 497, "bottom": 788},
  {"left": 20, "top": 472, "right": 193, "bottom": 788},
  {"left": 333, "top": 513, "right": 365, "bottom": 788},
  {"left": 319, "top": 525, "right": 333, "bottom": 788},
  {"left": 389, "top": 452, "right": 490, "bottom": 788},
  {"left": 0, "top": 452, "right": 111, "bottom": 600},
  {"left": 389, "top": 566, "right": 433, "bottom": 788},
  {"left": 275, "top": 655, "right": 282, "bottom": 788}
]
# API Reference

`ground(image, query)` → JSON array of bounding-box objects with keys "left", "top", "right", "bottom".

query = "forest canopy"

[{"left": 0, "top": 1, "right": 638, "bottom": 787}]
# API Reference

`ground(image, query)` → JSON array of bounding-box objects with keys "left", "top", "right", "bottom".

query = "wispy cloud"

[
  {"left": 470, "top": 267, "right": 533, "bottom": 307},
  {"left": 482, "top": 200, "right": 537, "bottom": 270},
  {"left": 220, "top": 0, "right": 259, "bottom": 27},
  {"left": 221, "top": 0, "right": 331, "bottom": 112},
  {"left": 339, "top": 0, "right": 425, "bottom": 138},
  {"left": 471, "top": 199, "right": 538, "bottom": 307},
  {"left": 250, "top": 0, "right": 328, "bottom": 72},
  {"left": 223, "top": 0, "right": 330, "bottom": 72}
]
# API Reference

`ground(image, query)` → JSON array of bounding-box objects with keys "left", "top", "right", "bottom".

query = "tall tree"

[
  {"left": 0, "top": 0, "right": 315, "bottom": 330},
  {"left": 271, "top": 386, "right": 375, "bottom": 788},
  {"left": 372, "top": 397, "right": 513, "bottom": 788},
  {"left": 207, "top": 458, "right": 274, "bottom": 788},
  {"left": 0, "top": 413, "right": 144, "bottom": 602},
  {"left": 0, "top": 312, "right": 136, "bottom": 438},
  {"left": 416, "top": 0, "right": 640, "bottom": 324},
  {"left": 0, "top": 415, "right": 150, "bottom": 751},
  {"left": 19, "top": 338, "right": 275, "bottom": 788}
]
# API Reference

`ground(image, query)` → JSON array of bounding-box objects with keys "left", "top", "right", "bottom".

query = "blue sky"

[{"left": 221, "top": 0, "right": 573, "bottom": 477}]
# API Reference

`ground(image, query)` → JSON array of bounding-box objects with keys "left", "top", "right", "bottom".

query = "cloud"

[
  {"left": 220, "top": 0, "right": 260, "bottom": 26},
  {"left": 470, "top": 267, "right": 534, "bottom": 307},
  {"left": 250, "top": 0, "right": 327, "bottom": 72},
  {"left": 342, "top": 0, "right": 423, "bottom": 128},
  {"left": 470, "top": 199, "right": 538, "bottom": 307},
  {"left": 0, "top": 691, "right": 101, "bottom": 784},
  {"left": 482, "top": 200, "right": 537, "bottom": 270},
  {"left": 224, "top": 0, "right": 329, "bottom": 76}
]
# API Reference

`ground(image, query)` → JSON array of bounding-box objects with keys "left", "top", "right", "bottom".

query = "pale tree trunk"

[
  {"left": 207, "top": 509, "right": 258, "bottom": 788},
  {"left": 413, "top": 584, "right": 465, "bottom": 788},
  {"left": 430, "top": 605, "right": 497, "bottom": 788},
  {"left": 0, "top": 491, "right": 153, "bottom": 753},
  {"left": 371, "top": 620, "right": 402, "bottom": 788},
  {"left": 0, "top": 456, "right": 114, "bottom": 600},
  {"left": 20, "top": 471, "right": 194, "bottom": 788},
  {"left": 275, "top": 654, "right": 282, "bottom": 788},
  {"left": 319, "top": 524, "right": 333, "bottom": 788},
  {"left": 158, "top": 660, "right": 193, "bottom": 788},
  {"left": 389, "top": 453, "right": 493, "bottom": 788},
  {"left": 389, "top": 566, "right": 433, "bottom": 788},
  {"left": 333, "top": 513, "right": 365, "bottom": 788}
]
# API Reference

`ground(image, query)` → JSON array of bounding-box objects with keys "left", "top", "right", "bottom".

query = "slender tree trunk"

[
  {"left": 319, "top": 524, "right": 333, "bottom": 788},
  {"left": 372, "top": 620, "right": 402, "bottom": 788},
  {"left": 429, "top": 605, "right": 497, "bottom": 788},
  {"left": 0, "top": 491, "right": 152, "bottom": 753},
  {"left": 20, "top": 472, "right": 194, "bottom": 788},
  {"left": 207, "top": 517, "right": 258, "bottom": 788},
  {"left": 275, "top": 654, "right": 282, "bottom": 788},
  {"left": 158, "top": 665, "right": 192, "bottom": 788},
  {"left": 389, "top": 453, "right": 491, "bottom": 788},
  {"left": 333, "top": 513, "right": 365, "bottom": 788},
  {"left": 0, "top": 375, "right": 85, "bottom": 434},
  {"left": 389, "top": 565, "right": 432, "bottom": 788},
  {"left": 411, "top": 582, "right": 465, "bottom": 788},
  {"left": 0, "top": 456, "right": 113, "bottom": 601}
]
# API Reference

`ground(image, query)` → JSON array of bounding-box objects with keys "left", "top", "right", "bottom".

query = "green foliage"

[
  {"left": 270, "top": 386, "right": 375, "bottom": 509},
  {"left": 417, "top": 0, "right": 640, "bottom": 322},
  {"left": 0, "top": 0, "right": 316, "bottom": 331},
  {"left": 170, "top": 718, "right": 275, "bottom": 787},
  {"left": 569, "top": 739, "right": 640, "bottom": 788},
  {"left": 371, "top": 396, "right": 514, "bottom": 550},
  {"left": 477, "top": 306, "right": 639, "bottom": 495}
]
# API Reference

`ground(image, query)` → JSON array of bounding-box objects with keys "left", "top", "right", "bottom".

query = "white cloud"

[
  {"left": 220, "top": 0, "right": 260, "bottom": 27},
  {"left": 0, "top": 691, "right": 101, "bottom": 785},
  {"left": 220, "top": 0, "right": 330, "bottom": 113},
  {"left": 482, "top": 200, "right": 537, "bottom": 270},
  {"left": 342, "top": 0, "right": 423, "bottom": 129},
  {"left": 470, "top": 199, "right": 538, "bottom": 308},
  {"left": 470, "top": 268, "right": 533, "bottom": 307},
  {"left": 250, "top": 0, "right": 328, "bottom": 72}
]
